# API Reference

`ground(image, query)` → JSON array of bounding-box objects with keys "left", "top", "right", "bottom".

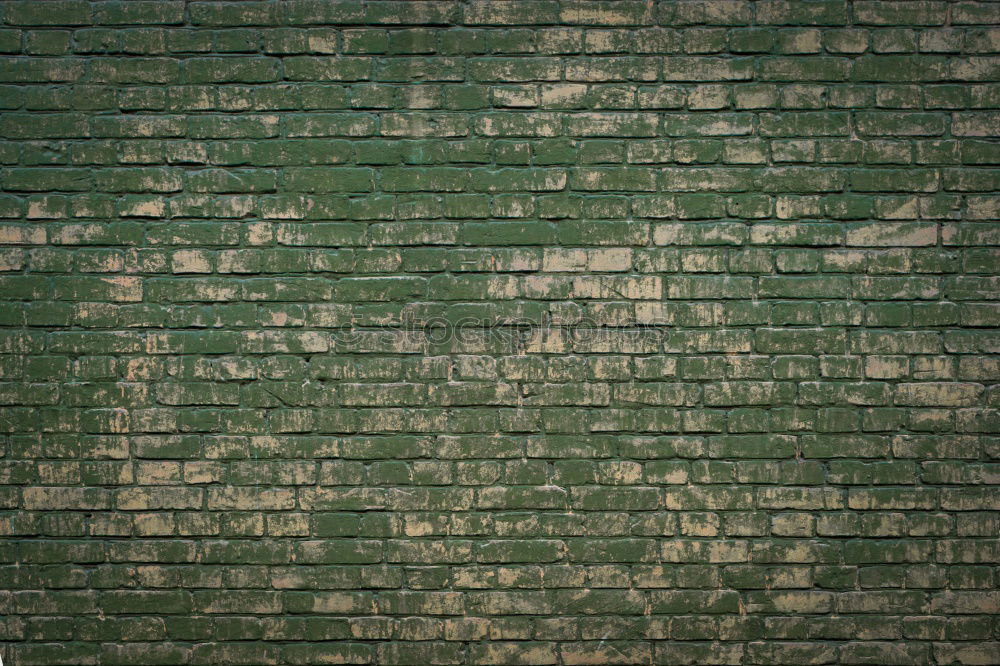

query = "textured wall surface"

[{"left": 1, "top": 1, "right": 1000, "bottom": 664}]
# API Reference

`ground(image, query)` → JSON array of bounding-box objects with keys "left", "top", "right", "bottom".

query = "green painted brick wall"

[{"left": 1, "top": 0, "right": 999, "bottom": 664}]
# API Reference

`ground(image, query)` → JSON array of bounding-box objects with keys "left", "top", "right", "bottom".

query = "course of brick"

[{"left": 1, "top": 0, "right": 999, "bottom": 664}]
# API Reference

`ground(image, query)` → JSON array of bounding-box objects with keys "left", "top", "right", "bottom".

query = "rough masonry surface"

[{"left": 0, "top": 0, "right": 999, "bottom": 664}]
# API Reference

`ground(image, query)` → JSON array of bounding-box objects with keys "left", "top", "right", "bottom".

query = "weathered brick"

[{"left": 0, "top": 7, "right": 996, "bottom": 663}]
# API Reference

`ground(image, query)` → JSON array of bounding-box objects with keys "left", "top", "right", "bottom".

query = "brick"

[
  {"left": 0, "top": 7, "right": 995, "bottom": 662},
  {"left": 855, "top": 1, "right": 948, "bottom": 25},
  {"left": 6, "top": 1, "right": 92, "bottom": 25},
  {"left": 464, "top": 1, "right": 561, "bottom": 25},
  {"left": 756, "top": 0, "right": 848, "bottom": 25},
  {"left": 846, "top": 222, "right": 937, "bottom": 246},
  {"left": 662, "top": 57, "right": 753, "bottom": 81},
  {"left": 895, "top": 382, "right": 984, "bottom": 406}
]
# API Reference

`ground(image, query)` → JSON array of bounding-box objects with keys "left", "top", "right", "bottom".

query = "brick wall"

[{"left": 1, "top": 1, "right": 999, "bottom": 664}]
